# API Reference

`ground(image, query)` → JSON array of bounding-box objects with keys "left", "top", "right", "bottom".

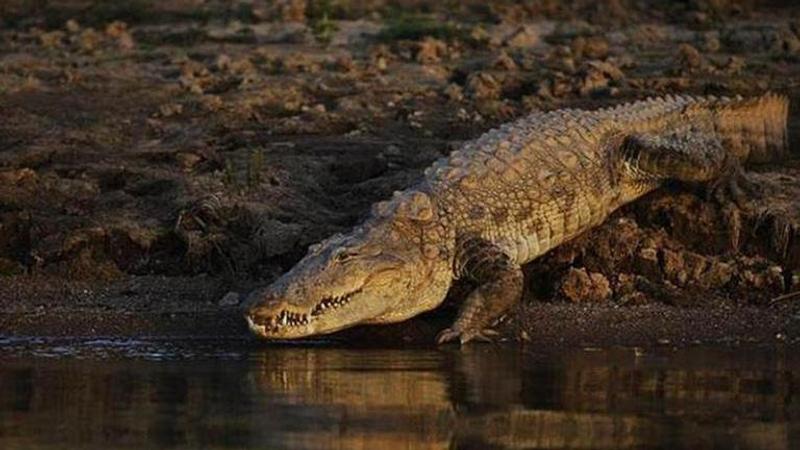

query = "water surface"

[{"left": 0, "top": 339, "right": 797, "bottom": 449}]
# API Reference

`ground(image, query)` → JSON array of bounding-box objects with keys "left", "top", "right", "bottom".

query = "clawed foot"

[
  {"left": 436, "top": 327, "right": 499, "bottom": 345},
  {"left": 706, "top": 166, "right": 764, "bottom": 211},
  {"left": 706, "top": 167, "right": 765, "bottom": 252}
]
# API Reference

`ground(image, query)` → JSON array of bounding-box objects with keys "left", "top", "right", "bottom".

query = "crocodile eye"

[{"left": 334, "top": 250, "right": 358, "bottom": 263}]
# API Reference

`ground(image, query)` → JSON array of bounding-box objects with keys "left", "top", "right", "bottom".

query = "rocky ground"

[{"left": 1, "top": 0, "right": 800, "bottom": 345}]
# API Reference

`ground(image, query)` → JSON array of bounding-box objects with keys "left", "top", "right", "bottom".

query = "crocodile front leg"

[{"left": 437, "top": 237, "right": 523, "bottom": 345}]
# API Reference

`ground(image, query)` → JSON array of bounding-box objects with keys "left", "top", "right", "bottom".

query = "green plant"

[
  {"left": 247, "top": 148, "right": 264, "bottom": 188},
  {"left": 223, "top": 158, "right": 238, "bottom": 189},
  {"left": 312, "top": 12, "right": 338, "bottom": 44},
  {"left": 378, "top": 14, "right": 463, "bottom": 42}
]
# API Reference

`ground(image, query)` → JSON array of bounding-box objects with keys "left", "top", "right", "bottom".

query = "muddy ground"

[{"left": 1, "top": 0, "right": 800, "bottom": 346}]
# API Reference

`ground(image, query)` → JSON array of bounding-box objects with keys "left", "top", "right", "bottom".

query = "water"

[{"left": 0, "top": 339, "right": 798, "bottom": 450}]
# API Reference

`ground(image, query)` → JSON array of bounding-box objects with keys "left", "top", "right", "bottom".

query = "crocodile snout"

[{"left": 243, "top": 288, "right": 279, "bottom": 330}]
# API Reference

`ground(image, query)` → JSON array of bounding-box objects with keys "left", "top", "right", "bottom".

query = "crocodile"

[{"left": 244, "top": 93, "right": 790, "bottom": 344}]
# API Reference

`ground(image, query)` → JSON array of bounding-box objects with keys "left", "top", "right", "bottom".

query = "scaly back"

[{"left": 424, "top": 94, "right": 789, "bottom": 195}]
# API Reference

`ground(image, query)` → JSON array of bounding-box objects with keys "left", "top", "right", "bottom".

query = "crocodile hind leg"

[
  {"left": 437, "top": 237, "right": 523, "bottom": 345},
  {"left": 622, "top": 132, "right": 763, "bottom": 250}
]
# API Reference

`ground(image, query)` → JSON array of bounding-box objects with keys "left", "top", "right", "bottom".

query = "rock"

[
  {"left": 579, "top": 71, "right": 609, "bottom": 96},
  {"left": 615, "top": 273, "right": 638, "bottom": 296},
  {"left": 771, "top": 28, "right": 800, "bottom": 56},
  {"left": 635, "top": 247, "right": 661, "bottom": 279},
  {"left": 39, "top": 30, "right": 66, "bottom": 48},
  {"left": 675, "top": 43, "right": 704, "bottom": 70},
  {"left": 683, "top": 252, "right": 709, "bottom": 281},
  {"left": 661, "top": 249, "right": 684, "bottom": 282},
  {"left": 701, "top": 31, "right": 721, "bottom": 52},
  {"left": 588, "top": 217, "right": 641, "bottom": 267},
  {"left": 105, "top": 21, "right": 134, "bottom": 51},
  {"left": 249, "top": 0, "right": 306, "bottom": 22},
  {"left": 215, "top": 53, "right": 232, "bottom": 71},
  {"left": 65, "top": 19, "right": 81, "bottom": 33},
  {"left": 252, "top": 219, "right": 303, "bottom": 258},
  {"left": 416, "top": 37, "right": 447, "bottom": 64},
  {"left": 577, "top": 60, "right": 624, "bottom": 96},
  {"left": 503, "top": 24, "right": 542, "bottom": 48},
  {"left": 720, "top": 55, "right": 746, "bottom": 74},
  {"left": 738, "top": 261, "right": 783, "bottom": 293},
  {"left": 767, "top": 265, "right": 785, "bottom": 290},
  {"left": 158, "top": 103, "right": 183, "bottom": 118},
  {"left": 492, "top": 51, "right": 518, "bottom": 71},
  {"left": 618, "top": 291, "right": 649, "bottom": 305},
  {"left": 702, "top": 260, "right": 734, "bottom": 288},
  {"left": 0, "top": 168, "right": 37, "bottom": 185},
  {"left": 613, "top": 274, "right": 651, "bottom": 305},
  {"left": 369, "top": 44, "right": 394, "bottom": 71},
  {"left": 219, "top": 291, "right": 241, "bottom": 307},
  {"left": 200, "top": 95, "right": 224, "bottom": 112},
  {"left": 585, "top": 37, "right": 609, "bottom": 59},
  {"left": 280, "top": 52, "right": 322, "bottom": 73},
  {"left": 333, "top": 54, "right": 355, "bottom": 72},
  {"left": 572, "top": 36, "right": 609, "bottom": 60},
  {"left": 742, "top": 270, "right": 760, "bottom": 287},
  {"left": 444, "top": 83, "right": 464, "bottom": 102},
  {"left": 561, "top": 267, "right": 612, "bottom": 303},
  {"left": 475, "top": 99, "right": 516, "bottom": 120},
  {"left": 281, "top": 0, "right": 307, "bottom": 22},
  {"left": 469, "top": 26, "right": 490, "bottom": 45},
  {"left": 465, "top": 72, "right": 501, "bottom": 100},
  {"left": 78, "top": 28, "right": 103, "bottom": 53},
  {"left": 176, "top": 152, "right": 203, "bottom": 170}
]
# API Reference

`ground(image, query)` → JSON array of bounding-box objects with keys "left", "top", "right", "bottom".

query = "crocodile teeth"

[
  {"left": 311, "top": 289, "right": 363, "bottom": 317},
  {"left": 268, "top": 310, "right": 311, "bottom": 329}
]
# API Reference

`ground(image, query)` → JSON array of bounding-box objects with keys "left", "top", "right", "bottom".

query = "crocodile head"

[{"left": 244, "top": 191, "right": 451, "bottom": 340}]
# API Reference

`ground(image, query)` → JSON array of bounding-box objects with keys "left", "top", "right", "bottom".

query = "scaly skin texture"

[{"left": 244, "top": 93, "right": 789, "bottom": 344}]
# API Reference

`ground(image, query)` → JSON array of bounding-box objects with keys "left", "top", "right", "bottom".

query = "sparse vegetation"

[
  {"left": 223, "top": 159, "right": 238, "bottom": 190},
  {"left": 0, "top": 0, "right": 798, "bottom": 342},
  {"left": 378, "top": 14, "right": 466, "bottom": 42},
  {"left": 247, "top": 148, "right": 265, "bottom": 188}
]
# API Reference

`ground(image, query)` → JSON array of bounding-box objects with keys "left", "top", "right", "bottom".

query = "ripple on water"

[{"left": 0, "top": 336, "right": 253, "bottom": 361}]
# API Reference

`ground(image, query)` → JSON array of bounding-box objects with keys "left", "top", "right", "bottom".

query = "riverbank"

[{"left": 1, "top": 0, "right": 799, "bottom": 345}]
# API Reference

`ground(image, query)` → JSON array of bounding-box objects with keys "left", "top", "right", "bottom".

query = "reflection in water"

[{"left": 0, "top": 341, "right": 798, "bottom": 449}]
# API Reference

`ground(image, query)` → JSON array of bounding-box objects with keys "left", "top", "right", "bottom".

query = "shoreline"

[
  {"left": 1, "top": 1, "right": 799, "bottom": 347},
  {"left": 2, "top": 288, "right": 798, "bottom": 349}
]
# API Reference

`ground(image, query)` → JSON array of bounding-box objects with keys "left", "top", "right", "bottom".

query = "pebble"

[{"left": 219, "top": 292, "right": 241, "bottom": 307}]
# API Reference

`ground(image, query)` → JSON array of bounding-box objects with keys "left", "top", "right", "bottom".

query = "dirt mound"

[{"left": 530, "top": 181, "right": 800, "bottom": 308}]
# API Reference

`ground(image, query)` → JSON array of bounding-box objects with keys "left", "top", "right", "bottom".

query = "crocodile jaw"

[
  {"left": 245, "top": 278, "right": 405, "bottom": 339},
  {"left": 244, "top": 191, "right": 452, "bottom": 340},
  {"left": 243, "top": 229, "right": 415, "bottom": 339}
]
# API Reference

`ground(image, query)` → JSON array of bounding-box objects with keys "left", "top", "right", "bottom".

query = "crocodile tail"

[{"left": 714, "top": 92, "right": 789, "bottom": 165}]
